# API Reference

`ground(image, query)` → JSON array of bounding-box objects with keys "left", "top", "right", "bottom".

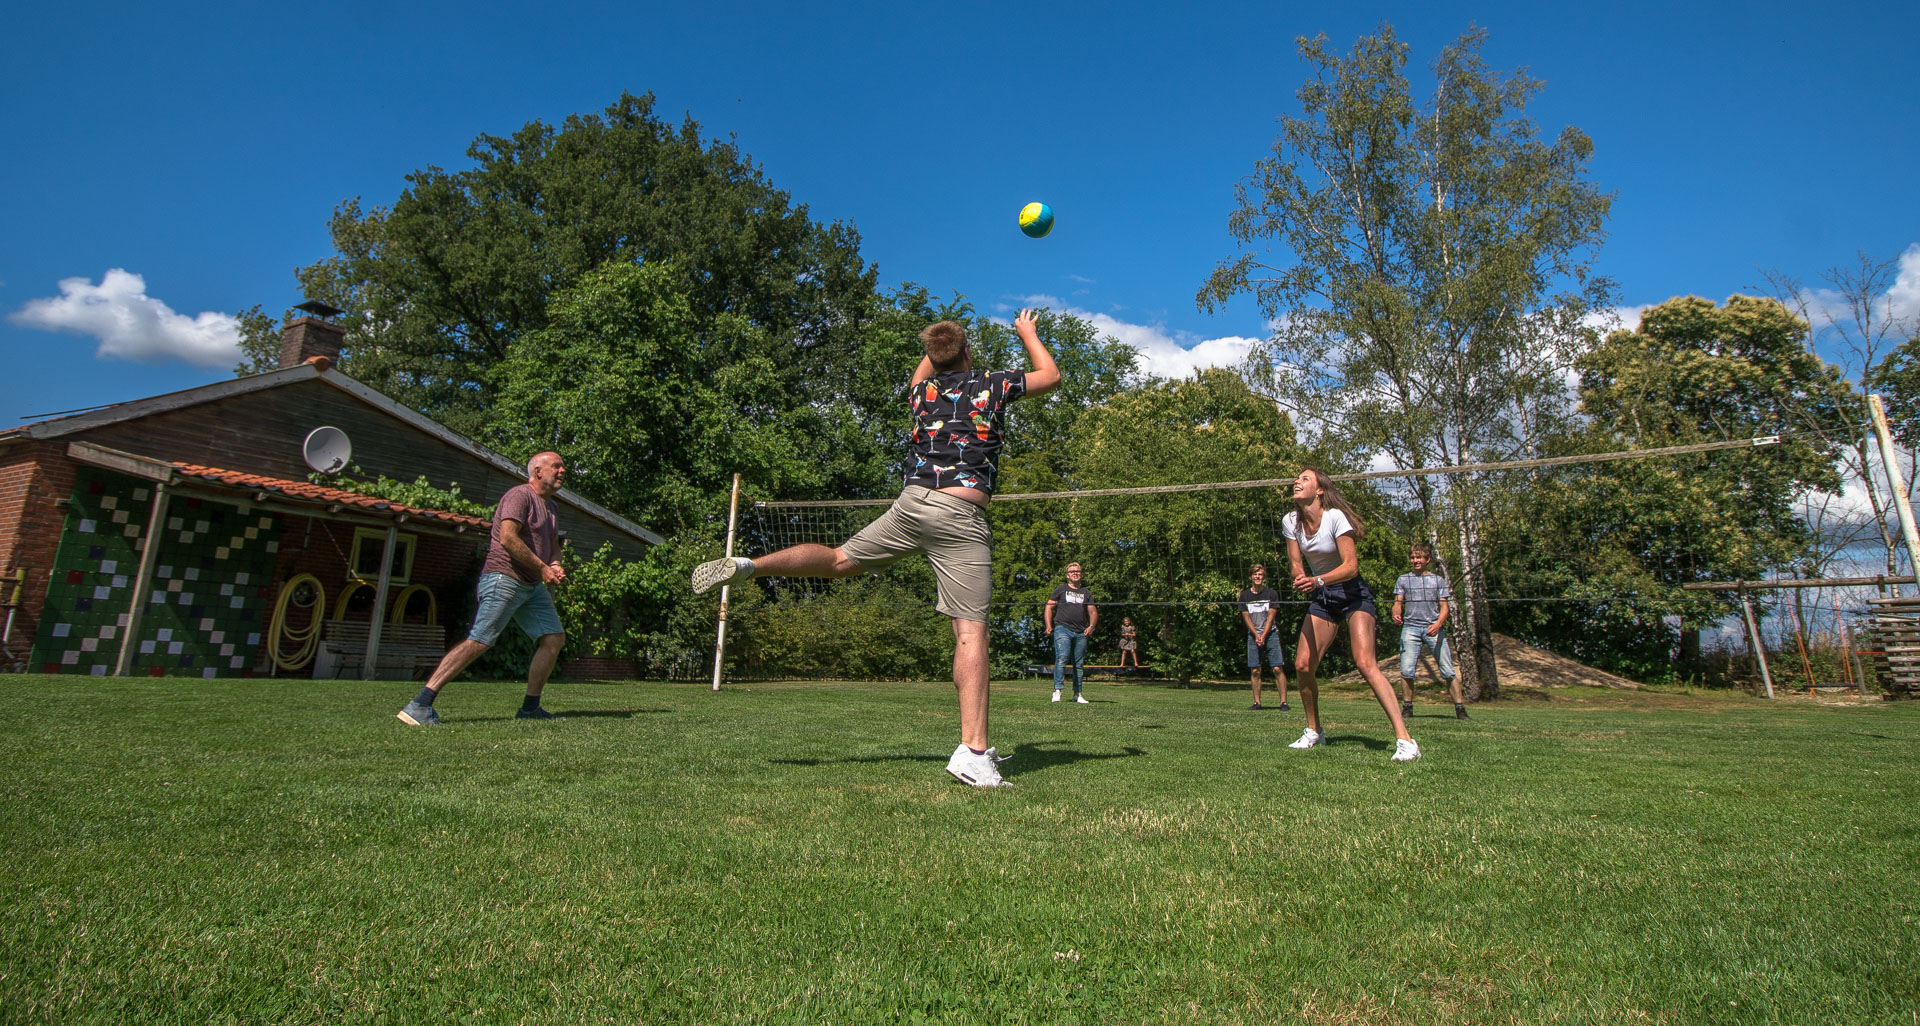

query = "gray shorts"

[{"left": 841, "top": 486, "right": 993, "bottom": 622}]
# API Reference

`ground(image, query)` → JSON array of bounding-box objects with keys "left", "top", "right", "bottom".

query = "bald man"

[{"left": 399, "top": 452, "right": 570, "bottom": 725}]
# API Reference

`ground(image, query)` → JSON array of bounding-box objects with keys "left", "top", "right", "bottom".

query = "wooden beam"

[
  {"left": 115, "top": 482, "right": 171, "bottom": 676},
  {"left": 362, "top": 524, "right": 399, "bottom": 681},
  {"left": 65, "top": 441, "right": 174, "bottom": 482}
]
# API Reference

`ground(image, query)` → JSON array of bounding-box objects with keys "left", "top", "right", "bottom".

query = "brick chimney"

[{"left": 278, "top": 301, "right": 346, "bottom": 370}]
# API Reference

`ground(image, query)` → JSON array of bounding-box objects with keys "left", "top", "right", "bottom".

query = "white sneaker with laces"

[
  {"left": 1288, "top": 727, "right": 1323, "bottom": 749},
  {"left": 1050, "top": 690, "right": 1062, "bottom": 703},
  {"left": 1391, "top": 738, "right": 1422, "bottom": 762},
  {"left": 946, "top": 744, "right": 1011, "bottom": 788},
  {"left": 1074, "top": 694, "right": 1089, "bottom": 704},
  {"left": 691, "top": 556, "right": 752, "bottom": 595}
]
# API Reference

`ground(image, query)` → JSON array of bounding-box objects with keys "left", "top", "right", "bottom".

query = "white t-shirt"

[{"left": 1282, "top": 508, "right": 1355, "bottom": 577}]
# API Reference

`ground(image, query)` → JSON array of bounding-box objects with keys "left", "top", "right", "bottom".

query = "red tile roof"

[{"left": 171, "top": 463, "right": 492, "bottom": 528}]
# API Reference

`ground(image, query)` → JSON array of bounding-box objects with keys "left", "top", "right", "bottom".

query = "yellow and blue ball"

[{"left": 1018, "top": 202, "right": 1054, "bottom": 239}]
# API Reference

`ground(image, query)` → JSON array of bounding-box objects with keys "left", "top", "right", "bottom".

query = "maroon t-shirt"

[{"left": 482, "top": 484, "right": 560, "bottom": 584}]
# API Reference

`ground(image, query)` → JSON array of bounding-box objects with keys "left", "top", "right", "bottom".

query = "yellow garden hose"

[
  {"left": 333, "top": 580, "right": 371, "bottom": 621},
  {"left": 268, "top": 573, "right": 326, "bottom": 671},
  {"left": 388, "top": 584, "right": 438, "bottom": 625}
]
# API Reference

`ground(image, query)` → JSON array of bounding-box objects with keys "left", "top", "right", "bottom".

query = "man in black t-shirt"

[
  {"left": 1045, "top": 562, "right": 1098, "bottom": 703},
  {"left": 1240, "top": 564, "right": 1288, "bottom": 710}
]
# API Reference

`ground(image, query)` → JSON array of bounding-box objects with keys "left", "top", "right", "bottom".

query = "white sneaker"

[
  {"left": 1051, "top": 690, "right": 1062, "bottom": 703},
  {"left": 691, "top": 556, "right": 752, "bottom": 595},
  {"left": 1391, "top": 738, "right": 1422, "bottom": 762},
  {"left": 1074, "top": 694, "right": 1089, "bottom": 704},
  {"left": 1288, "top": 728, "right": 1323, "bottom": 749},
  {"left": 946, "top": 744, "right": 1011, "bottom": 788}
]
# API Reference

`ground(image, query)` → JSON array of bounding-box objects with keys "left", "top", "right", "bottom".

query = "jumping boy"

[{"left": 691, "top": 310, "right": 1060, "bottom": 787}]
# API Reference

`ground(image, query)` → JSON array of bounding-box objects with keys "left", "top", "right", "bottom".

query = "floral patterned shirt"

[{"left": 904, "top": 369, "right": 1027, "bottom": 497}]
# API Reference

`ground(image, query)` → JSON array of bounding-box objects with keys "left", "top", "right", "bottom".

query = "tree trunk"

[{"left": 1455, "top": 500, "right": 1500, "bottom": 701}]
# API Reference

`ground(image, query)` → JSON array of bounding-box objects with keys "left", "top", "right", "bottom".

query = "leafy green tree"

[
  {"left": 1869, "top": 332, "right": 1920, "bottom": 451},
  {"left": 1490, "top": 295, "right": 1847, "bottom": 680},
  {"left": 231, "top": 304, "right": 282, "bottom": 376},
  {"left": 1198, "top": 25, "right": 1614, "bottom": 699},
  {"left": 968, "top": 309, "right": 1145, "bottom": 477},
  {"left": 290, "top": 92, "right": 880, "bottom": 446}
]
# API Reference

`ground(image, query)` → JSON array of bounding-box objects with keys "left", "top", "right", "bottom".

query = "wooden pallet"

[{"left": 1863, "top": 597, "right": 1920, "bottom": 698}]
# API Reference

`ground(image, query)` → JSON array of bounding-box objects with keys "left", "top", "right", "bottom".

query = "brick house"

[{"left": 0, "top": 311, "right": 662, "bottom": 680}]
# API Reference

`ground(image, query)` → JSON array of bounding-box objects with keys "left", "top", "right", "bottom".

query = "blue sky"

[{"left": 4, "top": 0, "right": 1917, "bottom": 426}]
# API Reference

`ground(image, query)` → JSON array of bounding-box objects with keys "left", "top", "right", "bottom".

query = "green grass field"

[{"left": 3, "top": 674, "right": 1916, "bottom": 1025}]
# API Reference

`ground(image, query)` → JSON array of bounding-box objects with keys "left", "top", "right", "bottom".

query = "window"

[{"left": 350, "top": 528, "right": 416, "bottom": 584}]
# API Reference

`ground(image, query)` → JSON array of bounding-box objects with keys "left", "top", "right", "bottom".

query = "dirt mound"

[{"left": 1488, "top": 633, "right": 1638, "bottom": 690}]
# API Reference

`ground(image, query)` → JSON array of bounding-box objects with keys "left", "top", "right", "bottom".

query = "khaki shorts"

[{"left": 841, "top": 486, "right": 993, "bottom": 622}]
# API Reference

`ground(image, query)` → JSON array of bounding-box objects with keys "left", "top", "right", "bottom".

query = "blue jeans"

[
  {"left": 1052, "top": 625, "right": 1089, "bottom": 691},
  {"left": 1399, "top": 624, "right": 1455, "bottom": 680}
]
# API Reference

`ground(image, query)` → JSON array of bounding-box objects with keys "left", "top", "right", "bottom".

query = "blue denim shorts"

[
  {"left": 1305, "top": 577, "right": 1378, "bottom": 623},
  {"left": 468, "top": 572, "right": 565, "bottom": 646},
  {"left": 1246, "top": 627, "right": 1286, "bottom": 668},
  {"left": 1399, "top": 624, "right": 1456, "bottom": 679}
]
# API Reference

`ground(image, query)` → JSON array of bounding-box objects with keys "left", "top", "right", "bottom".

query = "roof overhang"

[
  {"left": 66, "top": 441, "right": 489, "bottom": 541},
  {"left": 5, "top": 363, "right": 663, "bottom": 547}
]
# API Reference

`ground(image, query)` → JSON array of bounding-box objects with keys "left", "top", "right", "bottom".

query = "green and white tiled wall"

[{"left": 31, "top": 468, "right": 281, "bottom": 676}]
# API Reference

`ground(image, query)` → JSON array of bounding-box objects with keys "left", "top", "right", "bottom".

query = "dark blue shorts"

[{"left": 1306, "top": 577, "right": 1378, "bottom": 623}]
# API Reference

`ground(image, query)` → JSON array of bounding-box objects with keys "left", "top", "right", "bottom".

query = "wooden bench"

[{"left": 315, "top": 620, "right": 448, "bottom": 680}]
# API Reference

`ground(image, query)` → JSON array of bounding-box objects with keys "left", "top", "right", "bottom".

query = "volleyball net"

[{"left": 709, "top": 429, "right": 1912, "bottom": 683}]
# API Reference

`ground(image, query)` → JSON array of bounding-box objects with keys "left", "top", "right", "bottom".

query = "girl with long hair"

[{"left": 1280, "top": 468, "right": 1420, "bottom": 761}]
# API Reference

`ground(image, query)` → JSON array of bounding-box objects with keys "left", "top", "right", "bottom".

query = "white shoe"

[
  {"left": 1074, "top": 694, "right": 1089, "bottom": 704},
  {"left": 1391, "top": 738, "right": 1421, "bottom": 762},
  {"left": 1288, "top": 728, "right": 1323, "bottom": 749},
  {"left": 1051, "top": 690, "right": 1062, "bottom": 703},
  {"left": 691, "top": 556, "right": 751, "bottom": 595},
  {"left": 946, "top": 744, "right": 1011, "bottom": 788}
]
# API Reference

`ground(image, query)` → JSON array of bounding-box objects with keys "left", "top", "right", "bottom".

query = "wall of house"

[
  {"left": 0, "top": 443, "right": 78, "bottom": 666},
  {"left": 28, "top": 465, "right": 279, "bottom": 677},
  {"left": 262, "top": 515, "right": 485, "bottom": 677}
]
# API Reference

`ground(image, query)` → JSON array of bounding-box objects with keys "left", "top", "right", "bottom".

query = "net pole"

[
  {"left": 711, "top": 473, "right": 742, "bottom": 692},
  {"left": 1868, "top": 395, "right": 1920, "bottom": 598}
]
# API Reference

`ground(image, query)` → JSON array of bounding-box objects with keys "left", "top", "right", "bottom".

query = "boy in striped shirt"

[{"left": 1391, "top": 542, "right": 1468, "bottom": 720}]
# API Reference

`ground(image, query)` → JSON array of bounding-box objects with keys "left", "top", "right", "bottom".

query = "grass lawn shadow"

[
  {"left": 1321, "top": 733, "right": 1392, "bottom": 751},
  {"left": 1006, "top": 739, "right": 1148, "bottom": 773},
  {"left": 768, "top": 740, "right": 1149, "bottom": 774},
  {"left": 455, "top": 708, "right": 669, "bottom": 723}
]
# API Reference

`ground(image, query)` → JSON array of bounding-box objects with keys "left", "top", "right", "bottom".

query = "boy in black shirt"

[{"left": 1240, "top": 564, "right": 1288, "bottom": 709}]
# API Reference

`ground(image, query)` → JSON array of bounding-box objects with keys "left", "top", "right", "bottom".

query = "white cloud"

[
  {"left": 1000, "top": 295, "right": 1263, "bottom": 380},
  {"left": 9, "top": 269, "right": 242, "bottom": 368},
  {"left": 1880, "top": 242, "right": 1920, "bottom": 324}
]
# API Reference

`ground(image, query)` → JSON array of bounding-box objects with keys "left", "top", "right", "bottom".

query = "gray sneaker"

[
  {"left": 397, "top": 701, "right": 440, "bottom": 726},
  {"left": 692, "top": 557, "right": 750, "bottom": 595},
  {"left": 515, "top": 705, "right": 556, "bottom": 720}
]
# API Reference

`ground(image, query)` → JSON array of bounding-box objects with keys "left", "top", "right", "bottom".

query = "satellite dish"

[{"left": 302, "top": 426, "right": 353, "bottom": 474}]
